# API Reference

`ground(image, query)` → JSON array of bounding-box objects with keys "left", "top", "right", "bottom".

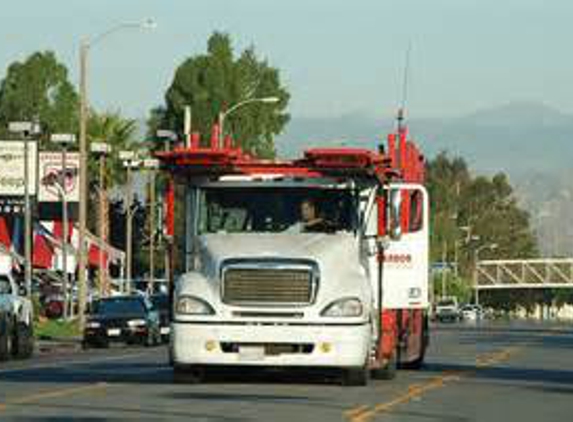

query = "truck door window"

[
  {"left": 409, "top": 190, "right": 424, "bottom": 233},
  {"left": 0, "top": 276, "right": 12, "bottom": 294}
]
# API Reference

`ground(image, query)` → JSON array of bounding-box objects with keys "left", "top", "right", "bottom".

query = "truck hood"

[
  {"left": 198, "top": 233, "right": 370, "bottom": 301},
  {"left": 199, "top": 233, "right": 359, "bottom": 272}
]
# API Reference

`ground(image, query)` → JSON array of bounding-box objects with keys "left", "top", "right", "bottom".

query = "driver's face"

[{"left": 300, "top": 201, "right": 316, "bottom": 222}]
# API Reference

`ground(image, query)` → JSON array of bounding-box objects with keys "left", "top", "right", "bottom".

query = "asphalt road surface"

[{"left": 0, "top": 320, "right": 572, "bottom": 421}]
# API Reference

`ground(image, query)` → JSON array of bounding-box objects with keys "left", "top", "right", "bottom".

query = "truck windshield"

[{"left": 198, "top": 187, "right": 356, "bottom": 234}]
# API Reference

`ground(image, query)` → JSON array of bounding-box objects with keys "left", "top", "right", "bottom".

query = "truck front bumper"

[{"left": 171, "top": 321, "right": 371, "bottom": 368}]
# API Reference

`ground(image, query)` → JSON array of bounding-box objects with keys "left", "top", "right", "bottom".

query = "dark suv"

[{"left": 83, "top": 295, "right": 161, "bottom": 348}]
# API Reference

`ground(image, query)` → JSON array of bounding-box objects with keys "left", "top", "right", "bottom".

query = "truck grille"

[{"left": 223, "top": 267, "right": 314, "bottom": 305}]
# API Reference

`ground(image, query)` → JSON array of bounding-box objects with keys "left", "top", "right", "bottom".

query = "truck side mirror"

[{"left": 387, "top": 188, "right": 402, "bottom": 241}]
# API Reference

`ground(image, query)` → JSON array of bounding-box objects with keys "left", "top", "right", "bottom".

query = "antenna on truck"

[{"left": 397, "top": 41, "right": 412, "bottom": 133}]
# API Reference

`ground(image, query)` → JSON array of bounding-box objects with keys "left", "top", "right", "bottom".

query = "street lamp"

[
  {"left": 143, "top": 158, "right": 159, "bottom": 294},
  {"left": 119, "top": 150, "right": 141, "bottom": 293},
  {"left": 218, "top": 96, "right": 279, "bottom": 144},
  {"left": 77, "top": 19, "right": 156, "bottom": 327},
  {"left": 50, "top": 133, "right": 76, "bottom": 318},
  {"left": 8, "top": 121, "right": 40, "bottom": 299},
  {"left": 473, "top": 243, "right": 498, "bottom": 306},
  {"left": 90, "top": 142, "right": 111, "bottom": 298}
]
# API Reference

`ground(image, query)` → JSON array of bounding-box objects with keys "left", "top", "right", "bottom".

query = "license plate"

[
  {"left": 107, "top": 328, "right": 121, "bottom": 337},
  {"left": 160, "top": 327, "right": 170, "bottom": 335},
  {"left": 238, "top": 345, "right": 265, "bottom": 361}
]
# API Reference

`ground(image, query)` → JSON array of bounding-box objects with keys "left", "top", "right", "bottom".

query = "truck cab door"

[{"left": 362, "top": 184, "right": 429, "bottom": 310}]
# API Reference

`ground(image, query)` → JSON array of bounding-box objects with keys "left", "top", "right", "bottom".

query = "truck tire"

[
  {"left": 341, "top": 366, "right": 370, "bottom": 386},
  {"left": 13, "top": 322, "right": 34, "bottom": 359},
  {"left": 173, "top": 364, "right": 204, "bottom": 384},
  {"left": 0, "top": 314, "right": 13, "bottom": 361},
  {"left": 372, "top": 351, "right": 397, "bottom": 380}
]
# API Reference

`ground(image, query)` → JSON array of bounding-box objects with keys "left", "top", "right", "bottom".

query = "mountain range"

[{"left": 277, "top": 102, "right": 573, "bottom": 256}]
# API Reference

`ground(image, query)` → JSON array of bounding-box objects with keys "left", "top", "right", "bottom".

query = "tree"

[
  {"left": 0, "top": 51, "right": 78, "bottom": 138},
  {"left": 150, "top": 32, "right": 290, "bottom": 158},
  {"left": 426, "top": 152, "right": 538, "bottom": 277},
  {"left": 426, "top": 152, "right": 543, "bottom": 310},
  {"left": 87, "top": 111, "right": 139, "bottom": 189}
]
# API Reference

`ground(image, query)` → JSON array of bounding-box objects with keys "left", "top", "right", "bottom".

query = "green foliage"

[
  {"left": 427, "top": 152, "right": 540, "bottom": 308},
  {"left": 0, "top": 51, "right": 78, "bottom": 138},
  {"left": 432, "top": 273, "right": 473, "bottom": 304},
  {"left": 34, "top": 319, "right": 81, "bottom": 339},
  {"left": 87, "top": 111, "right": 139, "bottom": 188},
  {"left": 150, "top": 32, "right": 290, "bottom": 158},
  {"left": 427, "top": 152, "right": 538, "bottom": 274}
]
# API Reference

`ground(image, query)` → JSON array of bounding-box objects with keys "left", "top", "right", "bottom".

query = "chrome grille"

[{"left": 223, "top": 267, "right": 314, "bottom": 305}]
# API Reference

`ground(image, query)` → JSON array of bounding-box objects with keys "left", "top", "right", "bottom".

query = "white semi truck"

[{"left": 157, "top": 122, "right": 429, "bottom": 385}]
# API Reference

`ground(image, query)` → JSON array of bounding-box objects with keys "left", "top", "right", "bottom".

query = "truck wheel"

[
  {"left": 13, "top": 322, "right": 34, "bottom": 359},
  {"left": 341, "top": 367, "right": 370, "bottom": 386},
  {"left": 0, "top": 314, "right": 12, "bottom": 361},
  {"left": 372, "top": 352, "right": 397, "bottom": 380},
  {"left": 173, "top": 365, "right": 204, "bottom": 384}
]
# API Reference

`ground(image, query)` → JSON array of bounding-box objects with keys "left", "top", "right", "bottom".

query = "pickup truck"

[
  {"left": 434, "top": 297, "right": 460, "bottom": 323},
  {"left": 0, "top": 273, "right": 34, "bottom": 360}
]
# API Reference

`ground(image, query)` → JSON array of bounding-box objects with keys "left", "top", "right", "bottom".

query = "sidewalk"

[{"left": 36, "top": 336, "right": 82, "bottom": 355}]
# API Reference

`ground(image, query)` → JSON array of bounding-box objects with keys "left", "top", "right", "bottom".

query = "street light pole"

[
  {"left": 51, "top": 133, "right": 76, "bottom": 319},
  {"left": 219, "top": 96, "right": 279, "bottom": 144},
  {"left": 119, "top": 151, "right": 138, "bottom": 294},
  {"left": 143, "top": 158, "right": 159, "bottom": 294},
  {"left": 77, "top": 19, "right": 156, "bottom": 328},
  {"left": 8, "top": 121, "right": 40, "bottom": 300}
]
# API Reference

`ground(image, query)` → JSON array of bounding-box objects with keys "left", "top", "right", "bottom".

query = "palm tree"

[{"left": 87, "top": 111, "right": 139, "bottom": 189}]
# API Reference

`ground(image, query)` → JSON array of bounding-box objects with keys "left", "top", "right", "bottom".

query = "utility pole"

[
  {"left": 78, "top": 40, "right": 88, "bottom": 328},
  {"left": 441, "top": 241, "right": 447, "bottom": 298},
  {"left": 119, "top": 151, "right": 136, "bottom": 293}
]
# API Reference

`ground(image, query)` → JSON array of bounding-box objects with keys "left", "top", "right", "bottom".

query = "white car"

[{"left": 460, "top": 304, "right": 484, "bottom": 321}]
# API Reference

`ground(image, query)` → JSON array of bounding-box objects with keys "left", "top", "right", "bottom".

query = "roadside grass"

[{"left": 34, "top": 318, "right": 81, "bottom": 340}]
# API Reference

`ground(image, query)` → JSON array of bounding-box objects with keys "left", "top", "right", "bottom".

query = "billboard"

[
  {"left": 38, "top": 152, "right": 80, "bottom": 203},
  {"left": 0, "top": 141, "right": 38, "bottom": 215},
  {"left": 37, "top": 152, "right": 80, "bottom": 221},
  {"left": 0, "top": 141, "right": 38, "bottom": 195}
]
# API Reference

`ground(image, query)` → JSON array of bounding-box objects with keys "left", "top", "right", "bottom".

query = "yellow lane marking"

[
  {"left": 347, "top": 347, "right": 521, "bottom": 422},
  {"left": 0, "top": 382, "right": 108, "bottom": 412},
  {"left": 344, "top": 405, "right": 370, "bottom": 418}
]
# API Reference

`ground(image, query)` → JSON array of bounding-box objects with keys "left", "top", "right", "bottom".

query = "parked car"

[
  {"left": 83, "top": 295, "right": 161, "bottom": 349},
  {"left": 150, "top": 293, "right": 170, "bottom": 343},
  {"left": 0, "top": 273, "right": 34, "bottom": 361},
  {"left": 435, "top": 297, "right": 460, "bottom": 322}
]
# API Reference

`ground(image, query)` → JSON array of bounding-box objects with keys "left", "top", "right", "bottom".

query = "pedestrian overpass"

[{"left": 475, "top": 258, "right": 573, "bottom": 290}]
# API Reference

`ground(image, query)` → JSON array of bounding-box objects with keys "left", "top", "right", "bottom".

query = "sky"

[{"left": 1, "top": 0, "right": 572, "bottom": 120}]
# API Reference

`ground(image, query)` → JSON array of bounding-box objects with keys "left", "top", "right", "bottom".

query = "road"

[{"left": 0, "top": 321, "right": 572, "bottom": 421}]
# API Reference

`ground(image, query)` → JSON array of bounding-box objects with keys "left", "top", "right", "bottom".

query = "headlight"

[
  {"left": 321, "top": 297, "right": 363, "bottom": 317},
  {"left": 85, "top": 321, "right": 101, "bottom": 329},
  {"left": 176, "top": 296, "right": 215, "bottom": 315},
  {"left": 127, "top": 319, "right": 147, "bottom": 327}
]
